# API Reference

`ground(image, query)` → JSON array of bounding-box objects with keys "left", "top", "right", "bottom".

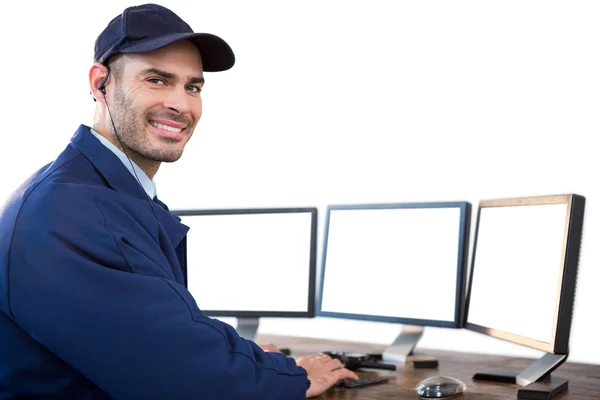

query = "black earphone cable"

[{"left": 99, "top": 73, "right": 161, "bottom": 223}]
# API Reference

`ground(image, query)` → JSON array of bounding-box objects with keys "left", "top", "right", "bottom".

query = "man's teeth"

[{"left": 150, "top": 121, "right": 183, "bottom": 133}]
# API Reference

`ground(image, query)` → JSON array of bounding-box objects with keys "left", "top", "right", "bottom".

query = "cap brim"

[{"left": 119, "top": 32, "right": 235, "bottom": 72}]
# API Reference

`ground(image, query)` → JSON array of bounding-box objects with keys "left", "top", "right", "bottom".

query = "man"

[{"left": 0, "top": 3, "right": 357, "bottom": 399}]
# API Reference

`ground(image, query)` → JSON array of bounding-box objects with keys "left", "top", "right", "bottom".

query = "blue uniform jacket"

[{"left": 0, "top": 125, "right": 310, "bottom": 399}]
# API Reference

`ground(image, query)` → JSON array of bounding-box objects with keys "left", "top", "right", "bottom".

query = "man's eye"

[
  {"left": 148, "top": 78, "right": 166, "bottom": 85},
  {"left": 188, "top": 86, "right": 202, "bottom": 93}
]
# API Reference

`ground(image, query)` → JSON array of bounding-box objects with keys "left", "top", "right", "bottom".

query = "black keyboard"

[{"left": 334, "top": 376, "right": 389, "bottom": 388}]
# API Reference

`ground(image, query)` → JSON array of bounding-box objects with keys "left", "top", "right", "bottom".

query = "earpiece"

[
  {"left": 91, "top": 67, "right": 111, "bottom": 101},
  {"left": 97, "top": 66, "right": 111, "bottom": 95},
  {"left": 97, "top": 72, "right": 109, "bottom": 95}
]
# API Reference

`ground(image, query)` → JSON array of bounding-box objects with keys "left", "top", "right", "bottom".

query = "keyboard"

[{"left": 334, "top": 376, "right": 389, "bottom": 388}]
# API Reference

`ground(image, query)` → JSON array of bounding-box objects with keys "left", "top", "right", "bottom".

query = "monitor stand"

[
  {"left": 235, "top": 317, "right": 260, "bottom": 341},
  {"left": 473, "top": 353, "right": 568, "bottom": 399},
  {"left": 381, "top": 325, "right": 437, "bottom": 367}
]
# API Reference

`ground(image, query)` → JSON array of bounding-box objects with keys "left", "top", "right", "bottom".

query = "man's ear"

[{"left": 89, "top": 62, "right": 110, "bottom": 103}]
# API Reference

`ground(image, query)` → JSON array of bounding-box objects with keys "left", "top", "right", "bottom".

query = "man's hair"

[{"left": 106, "top": 53, "right": 127, "bottom": 83}]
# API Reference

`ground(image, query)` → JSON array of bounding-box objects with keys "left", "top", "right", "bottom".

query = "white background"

[{"left": 1, "top": 1, "right": 599, "bottom": 364}]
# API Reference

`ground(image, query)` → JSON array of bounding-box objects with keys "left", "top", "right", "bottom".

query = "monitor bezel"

[
  {"left": 315, "top": 201, "right": 472, "bottom": 329},
  {"left": 463, "top": 194, "right": 585, "bottom": 354},
  {"left": 171, "top": 207, "right": 318, "bottom": 319}
]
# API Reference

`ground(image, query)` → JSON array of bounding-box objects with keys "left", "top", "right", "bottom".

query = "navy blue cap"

[{"left": 94, "top": 3, "right": 235, "bottom": 72}]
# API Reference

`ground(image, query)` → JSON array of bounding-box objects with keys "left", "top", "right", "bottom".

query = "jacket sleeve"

[{"left": 7, "top": 185, "right": 310, "bottom": 400}]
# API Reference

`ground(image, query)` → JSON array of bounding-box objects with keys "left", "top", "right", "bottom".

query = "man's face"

[{"left": 108, "top": 40, "right": 204, "bottom": 164}]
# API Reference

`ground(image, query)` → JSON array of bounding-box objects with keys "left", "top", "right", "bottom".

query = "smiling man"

[
  {"left": 91, "top": 42, "right": 203, "bottom": 181},
  {"left": 0, "top": 3, "right": 357, "bottom": 399}
]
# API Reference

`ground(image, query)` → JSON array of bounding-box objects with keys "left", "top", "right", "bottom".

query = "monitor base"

[
  {"left": 473, "top": 370, "right": 518, "bottom": 383},
  {"left": 473, "top": 353, "right": 568, "bottom": 399},
  {"left": 382, "top": 325, "right": 437, "bottom": 367},
  {"left": 408, "top": 354, "right": 439, "bottom": 369},
  {"left": 518, "top": 376, "right": 568, "bottom": 400}
]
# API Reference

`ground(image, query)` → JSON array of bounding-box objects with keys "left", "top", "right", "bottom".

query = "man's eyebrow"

[
  {"left": 140, "top": 67, "right": 176, "bottom": 80},
  {"left": 140, "top": 68, "right": 204, "bottom": 85},
  {"left": 189, "top": 76, "right": 205, "bottom": 86}
]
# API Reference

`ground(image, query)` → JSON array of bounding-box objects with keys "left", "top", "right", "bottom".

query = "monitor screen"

[
  {"left": 172, "top": 208, "right": 317, "bottom": 318},
  {"left": 465, "top": 194, "right": 585, "bottom": 354},
  {"left": 317, "top": 202, "right": 471, "bottom": 328}
]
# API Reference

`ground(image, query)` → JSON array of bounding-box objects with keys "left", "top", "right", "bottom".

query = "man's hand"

[{"left": 296, "top": 354, "right": 359, "bottom": 398}]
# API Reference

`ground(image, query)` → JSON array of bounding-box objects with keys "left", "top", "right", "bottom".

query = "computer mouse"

[{"left": 415, "top": 375, "right": 466, "bottom": 399}]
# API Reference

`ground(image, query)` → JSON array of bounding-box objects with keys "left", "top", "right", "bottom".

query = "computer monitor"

[
  {"left": 172, "top": 207, "right": 317, "bottom": 341},
  {"left": 316, "top": 201, "right": 471, "bottom": 364},
  {"left": 464, "top": 194, "right": 585, "bottom": 399}
]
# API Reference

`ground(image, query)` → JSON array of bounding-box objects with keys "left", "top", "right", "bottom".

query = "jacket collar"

[{"left": 70, "top": 124, "right": 189, "bottom": 248}]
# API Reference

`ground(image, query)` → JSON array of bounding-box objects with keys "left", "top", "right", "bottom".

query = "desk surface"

[{"left": 256, "top": 334, "right": 600, "bottom": 400}]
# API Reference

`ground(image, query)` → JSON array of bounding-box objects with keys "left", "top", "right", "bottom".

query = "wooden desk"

[{"left": 256, "top": 334, "right": 600, "bottom": 399}]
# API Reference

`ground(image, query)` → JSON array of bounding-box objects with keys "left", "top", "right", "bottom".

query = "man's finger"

[
  {"left": 333, "top": 367, "right": 359, "bottom": 381},
  {"left": 326, "top": 358, "right": 344, "bottom": 371}
]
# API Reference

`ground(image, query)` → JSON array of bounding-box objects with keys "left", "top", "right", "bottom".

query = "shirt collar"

[{"left": 90, "top": 129, "right": 157, "bottom": 199}]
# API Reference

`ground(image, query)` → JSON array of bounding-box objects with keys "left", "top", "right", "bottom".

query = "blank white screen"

[
  {"left": 320, "top": 207, "right": 463, "bottom": 322},
  {"left": 467, "top": 203, "right": 568, "bottom": 344},
  {"left": 181, "top": 212, "right": 313, "bottom": 312}
]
